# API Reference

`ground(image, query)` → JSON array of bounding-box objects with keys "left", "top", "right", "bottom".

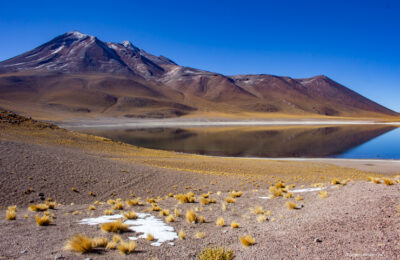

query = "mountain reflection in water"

[{"left": 81, "top": 125, "right": 399, "bottom": 159}]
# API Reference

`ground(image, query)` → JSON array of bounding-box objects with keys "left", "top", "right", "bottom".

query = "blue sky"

[{"left": 0, "top": 0, "right": 399, "bottom": 111}]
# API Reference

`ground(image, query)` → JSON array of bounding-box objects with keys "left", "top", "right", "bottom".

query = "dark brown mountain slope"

[{"left": 0, "top": 31, "right": 397, "bottom": 120}]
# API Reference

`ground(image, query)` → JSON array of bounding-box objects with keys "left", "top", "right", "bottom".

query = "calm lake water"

[{"left": 80, "top": 125, "right": 400, "bottom": 159}]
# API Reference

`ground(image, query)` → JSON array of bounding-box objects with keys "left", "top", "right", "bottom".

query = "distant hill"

[{"left": 0, "top": 31, "right": 397, "bottom": 120}]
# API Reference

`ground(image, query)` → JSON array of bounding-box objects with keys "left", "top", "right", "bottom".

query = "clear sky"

[{"left": 0, "top": 0, "right": 399, "bottom": 111}]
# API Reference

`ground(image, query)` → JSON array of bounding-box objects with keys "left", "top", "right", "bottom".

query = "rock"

[
  {"left": 314, "top": 238, "right": 322, "bottom": 243},
  {"left": 40, "top": 196, "right": 45, "bottom": 201},
  {"left": 55, "top": 254, "right": 63, "bottom": 259},
  {"left": 38, "top": 192, "right": 44, "bottom": 197},
  {"left": 84, "top": 258, "right": 92, "bottom": 260},
  {"left": 20, "top": 250, "right": 28, "bottom": 254}
]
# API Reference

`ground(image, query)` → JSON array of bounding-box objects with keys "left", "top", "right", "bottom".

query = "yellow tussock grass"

[
  {"left": 295, "top": 195, "right": 303, "bottom": 201},
  {"left": 318, "top": 190, "right": 328, "bottom": 199},
  {"left": 285, "top": 201, "right": 297, "bottom": 210},
  {"left": 178, "top": 230, "right": 186, "bottom": 240},
  {"left": 230, "top": 191, "right": 243, "bottom": 198},
  {"left": 231, "top": 221, "right": 240, "bottom": 228},
  {"left": 195, "top": 232, "right": 206, "bottom": 239},
  {"left": 88, "top": 205, "right": 96, "bottom": 211},
  {"left": 383, "top": 178, "right": 394, "bottom": 186},
  {"left": 186, "top": 209, "right": 198, "bottom": 223},
  {"left": 113, "top": 235, "right": 121, "bottom": 242},
  {"left": 100, "top": 220, "right": 129, "bottom": 233},
  {"left": 239, "top": 235, "right": 255, "bottom": 247},
  {"left": 159, "top": 209, "right": 170, "bottom": 216},
  {"left": 225, "top": 197, "right": 236, "bottom": 203},
  {"left": 174, "top": 208, "right": 181, "bottom": 217},
  {"left": 104, "top": 209, "right": 114, "bottom": 215},
  {"left": 123, "top": 211, "right": 138, "bottom": 219},
  {"left": 113, "top": 202, "right": 124, "bottom": 210},
  {"left": 174, "top": 192, "right": 196, "bottom": 203},
  {"left": 257, "top": 215, "right": 267, "bottom": 223},
  {"left": 35, "top": 214, "right": 52, "bottom": 226},
  {"left": 216, "top": 217, "right": 225, "bottom": 227},
  {"left": 91, "top": 237, "right": 108, "bottom": 248},
  {"left": 29, "top": 203, "right": 49, "bottom": 212},
  {"left": 126, "top": 198, "right": 141, "bottom": 206},
  {"left": 250, "top": 206, "right": 264, "bottom": 215},
  {"left": 117, "top": 240, "right": 136, "bottom": 255},
  {"left": 166, "top": 215, "right": 175, "bottom": 223},
  {"left": 198, "top": 246, "right": 234, "bottom": 260},
  {"left": 199, "top": 216, "right": 206, "bottom": 223},
  {"left": 107, "top": 199, "right": 116, "bottom": 205},
  {"left": 146, "top": 234, "right": 154, "bottom": 241},
  {"left": 46, "top": 201, "right": 56, "bottom": 209},
  {"left": 106, "top": 241, "right": 117, "bottom": 250},
  {"left": 64, "top": 234, "right": 94, "bottom": 253}
]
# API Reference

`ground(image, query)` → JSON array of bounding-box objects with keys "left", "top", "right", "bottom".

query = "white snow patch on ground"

[
  {"left": 259, "top": 187, "right": 325, "bottom": 199},
  {"left": 78, "top": 213, "right": 178, "bottom": 246},
  {"left": 52, "top": 46, "right": 64, "bottom": 54}
]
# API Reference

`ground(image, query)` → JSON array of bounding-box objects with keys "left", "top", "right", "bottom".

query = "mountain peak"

[
  {"left": 121, "top": 40, "right": 134, "bottom": 49},
  {"left": 67, "top": 31, "right": 89, "bottom": 39}
]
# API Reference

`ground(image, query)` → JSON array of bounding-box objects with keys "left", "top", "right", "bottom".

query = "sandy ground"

[
  {"left": 0, "top": 182, "right": 399, "bottom": 259},
  {"left": 1, "top": 112, "right": 400, "bottom": 259}
]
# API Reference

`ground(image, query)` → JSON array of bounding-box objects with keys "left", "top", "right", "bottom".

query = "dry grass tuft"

[
  {"left": 113, "top": 235, "right": 122, "bottom": 242},
  {"left": 88, "top": 205, "right": 96, "bottom": 211},
  {"left": 186, "top": 209, "right": 198, "bottom": 223},
  {"left": 199, "top": 215, "right": 206, "bottom": 223},
  {"left": 35, "top": 214, "right": 52, "bottom": 226},
  {"left": 239, "top": 235, "right": 255, "bottom": 247},
  {"left": 107, "top": 199, "right": 116, "bottom": 205},
  {"left": 318, "top": 190, "right": 328, "bottom": 199},
  {"left": 295, "top": 195, "right": 303, "bottom": 201},
  {"left": 283, "top": 192, "right": 293, "bottom": 199},
  {"left": 29, "top": 203, "right": 49, "bottom": 212},
  {"left": 64, "top": 234, "right": 94, "bottom": 253},
  {"left": 159, "top": 209, "right": 170, "bottom": 216},
  {"left": 123, "top": 211, "right": 138, "bottom": 219},
  {"left": 113, "top": 202, "right": 124, "bottom": 210},
  {"left": 257, "top": 215, "right": 267, "bottom": 223},
  {"left": 216, "top": 217, "right": 225, "bottom": 227},
  {"left": 225, "top": 197, "right": 236, "bottom": 203},
  {"left": 106, "top": 241, "right": 117, "bottom": 250},
  {"left": 178, "top": 230, "right": 186, "bottom": 240},
  {"left": 195, "top": 232, "right": 206, "bottom": 239},
  {"left": 166, "top": 215, "right": 175, "bottom": 223},
  {"left": 383, "top": 178, "right": 394, "bottom": 186},
  {"left": 268, "top": 186, "right": 283, "bottom": 198},
  {"left": 174, "top": 208, "right": 181, "bottom": 217},
  {"left": 198, "top": 246, "right": 234, "bottom": 260},
  {"left": 146, "top": 234, "right": 154, "bottom": 241},
  {"left": 91, "top": 237, "right": 108, "bottom": 248},
  {"left": 104, "top": 209, "right": 114, "bottom": 215},
  {"left": 100, "top": 220, "right": 129, "bottom": 233},
  {"left": 46, "top": 201, "right": 56, "bottom": 209},
  {"left": 221, "top": 203, "right": 227, "bottom": 211},
  {"left": 250, "top": 206, "right": 264, "bottom": 215},
  {"left": 231, "top": 221, "right": 240, "bottom": 228},
  {"left": 174, "top": 192, "right": 196, "bottom": 203},
  {"left": 126, "top": 198, "right": 141, "bottom": 206},
  {"left": 6, "top": 206, "right": 16, "bottom": 220},
  {"left": 117, "top": 240, "right": 136, "bottom": 255},
  {"left": 285, "top": 201, "right": 298, "bottom": 210},
  {"left": 331, "top": 178, "right": 341, "bottom": 185},
  {"left": 230, "top": 191, "right": 243, "bottom": 198}
]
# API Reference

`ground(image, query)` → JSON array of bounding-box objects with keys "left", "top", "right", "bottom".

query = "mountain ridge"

[{"left": 0, "top": 31, "right": 397, "bottom": 120}]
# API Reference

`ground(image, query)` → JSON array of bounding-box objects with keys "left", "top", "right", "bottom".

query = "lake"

[{"left": 79, "top": 124, "right": 400, "bottom": 159}]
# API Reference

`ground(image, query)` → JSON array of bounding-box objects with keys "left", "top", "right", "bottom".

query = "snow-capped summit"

[
  {"left": 67, "top": 31, "right": 88, "bottom": 39},
  {"left": 121, "top": 40, "right": 135, "bottom": 50}
]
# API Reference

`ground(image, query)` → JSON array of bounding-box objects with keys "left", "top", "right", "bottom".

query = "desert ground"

[{"left": 0, "top": 110, "right": 399, "bottom": 259}]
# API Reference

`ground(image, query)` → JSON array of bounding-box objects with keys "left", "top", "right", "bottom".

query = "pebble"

[
  {"left": 20, "top": 250, "right": 27, "bottom": 254},
  {"left": 314, "top": 238, "right": 322, "bottom": 243},
  {"left": 84, "top": 258, "right": 92, "bottom": 260},
  {"left": 55, "top": 254, "right": 63, "bottom": 259}
]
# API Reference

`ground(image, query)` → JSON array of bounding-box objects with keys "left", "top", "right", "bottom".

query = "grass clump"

[
  {"left": 6, "top": 206, "right": 17, "bottom": 220},
  {"left": 174, "top": 192, "right": 196, "bottom": 203},
  {"left": 100, "top": 220, "right": 129, "bottom": 233},
  {"left": 166, "top": 215, "right": 175, "bottom": 223},
  {"left": 225, "top": 197, "right": 236, "bottom": 203},
  {"left": 113, "top": 202, "right": 124, "bottom": 210},
  {"left": 195, "top": 232, "right": 206, "bottom": 239},
  {"left": 231, "top": 221, "right": 240, "bottom": 228},
  {"left": 239, "top": 235, "right": 255, "bottom": 247},
  {"left": 186, "top": 209, "right": 198, "bottom": 223},
  {"left": 199, "top": 215, "right": 206, "bottom": 223},
  {"left": 91, "top": 237, "right": 108, "bottom": 248},
  {"left": 174, "top": 208, "right": 181, "bottom": 217},
  {"left": 159, "top": 209, "right": 170, "bottom": 216},
  {"left": 285, "top": 201, "right": 298, "bottom": 210},
  {"left": 146, "top": 234, "right": 154, "bottom": 241},
  {"left": 88, "top": 205, "right": 96, "bottom": 211},
  {"left": 46, "top": 201, "right": 56, "bottom": 209},
  {"left": 178, "top": 230, "right": 186, "bottom": 240},
  {"left": 295, "top": 195, "right": 303, "bottom": 201},
  {"left": 198, "top": 246, "right": 234, "bottom": 260},
  {"left": 383, "top": 178, "right": 394, "bottom": 186},
  {"left": 117, "top": 240, "right": 136, "bottom": 255},
  {"left": 257, "top": 215, "right": 267, "bottom": 223},
  {"left": 216, "top": 217, "right": 225, "bottom": 227},
  {"left": 64, "top": 234, "right": 94, "bottom": 253},
  {"left": 318, "top": 190, "right": 329, "bottom": 199},
  {"left": 29, "top": 203, "right": 49, "bottom": 212},
  {"left": 331, "top": 178, "right": 341, "bottom": 185},
  {"left": 126, "top": 198, "right": 141, "bottom": 206},
  {"left": 230, "top": 191, "right": 243, "bottom": 198},
  {"left": 106, "top": 241, "right": 117, "bottom": 250},
  {"left": 123, "top": 211, "right": 138, "bottom": 219},
  {"left": 104, "top": 209, "right": 114, "bottom": 215},
  {"left": 35, "top": 214, "right": 52, "bottom": 226},
  {"left": 250, "top": 206, "right": 264, "bottom": 215}
]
